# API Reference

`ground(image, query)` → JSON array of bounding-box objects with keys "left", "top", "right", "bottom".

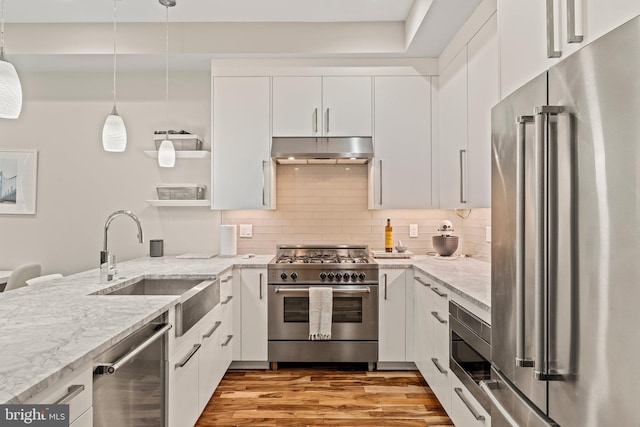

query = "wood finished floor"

[{"left": 195, "top": 364, "right": 453, "bottom": 427}]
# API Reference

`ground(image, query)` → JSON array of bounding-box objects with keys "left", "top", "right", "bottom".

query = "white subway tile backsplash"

[{"left": 222, "top": 165, "right": 491, "bottom": 261}]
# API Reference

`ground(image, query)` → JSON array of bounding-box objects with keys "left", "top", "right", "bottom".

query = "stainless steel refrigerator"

[{"left": 485, "top": 15, "right": 640, "bottom": 427}]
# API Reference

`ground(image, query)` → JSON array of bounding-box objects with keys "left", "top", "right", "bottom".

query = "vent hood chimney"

[{"left": 271, "top": 137, "right": 373, "bottom": 165}]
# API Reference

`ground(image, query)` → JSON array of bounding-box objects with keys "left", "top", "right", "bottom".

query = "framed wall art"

[{"left": 0, "top": 149, "right": 38, "bottom": 215}]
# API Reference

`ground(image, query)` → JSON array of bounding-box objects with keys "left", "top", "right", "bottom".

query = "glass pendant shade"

[
  {"left": 158, "top": 139, "right": 175, "bottom": 167},
  {"left": 0, "top": 58, "right": 22, "bottom": 119},
  {"left": 102, "top": 110, "right": 127, "bottom": 152}
]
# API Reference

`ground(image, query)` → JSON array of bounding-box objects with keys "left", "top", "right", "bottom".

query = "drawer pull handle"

[
  {"left": 221, "top": 335, "right": 234, "bottom": 347},
  {"left": 221, "top": 276, "right": 233, "bottom": 283},
  {"left": 203, "top": 321, "right": 222, "bottom": 339},
  {"left": 175, "top": 344, "right": 201, "bottom": 369},
  {"left": 431, "top": 358, "right": 447, "bottom": 374},
  {"left": 415, "top": 277, "right": 430, "bottom": 287},
  {"left": 54, "top": 384, "right": 85, "bottom": 405},
  {"left": 430, "top": 287, "right": 447, "bottom": 298},
  {"left": 431, "top": 311, "right": 447, "bottom": 324},
  {"left": 454, "top": 387, "right": 485, "bottom": 421},
  {"left": 221, "top": 295, "right": 233, "bottom": 305}
]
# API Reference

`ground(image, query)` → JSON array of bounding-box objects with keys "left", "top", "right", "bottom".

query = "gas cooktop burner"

[{"left": 269, "top": 245, "right": 379, "bottom": 284}]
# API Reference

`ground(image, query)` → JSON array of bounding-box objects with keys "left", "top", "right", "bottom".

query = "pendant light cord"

[
  {"left": 1, "top": 0, "right": 6, "bottom": 59},
  {"left": 112, "top": 0, "right": 117, "bottom": 111},
  {"left": 165, "top": 4, "right": 169, "bottom": 136}
]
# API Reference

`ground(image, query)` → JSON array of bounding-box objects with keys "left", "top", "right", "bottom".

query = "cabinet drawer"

[
  {"left": 451, "top": 373, "right": 490, "bottom": 427},
  {"left": 70, "top": 407, "right": 92, "bottom": 427},
  {"left": 26, "top": 365, "right": 92, "bottom": 424}
]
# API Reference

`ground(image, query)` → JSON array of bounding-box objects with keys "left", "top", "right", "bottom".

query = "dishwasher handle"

[{"left": 94, "top": 323, "right": 172, "bottom": 375}]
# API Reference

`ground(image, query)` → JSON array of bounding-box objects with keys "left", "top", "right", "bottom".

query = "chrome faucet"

[{"left": 100, "top": 210, "right": 144, "bottom": 282}]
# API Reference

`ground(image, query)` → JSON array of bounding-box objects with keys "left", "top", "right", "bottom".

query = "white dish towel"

[{"left": 309, "top": 287, "right": 333, "bottom": 340}]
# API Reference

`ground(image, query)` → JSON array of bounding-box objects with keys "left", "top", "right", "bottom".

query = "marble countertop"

[
  {"left": 375, "top": 255, "right": 491, "bottom": 311},
  {"left": 0, "top": 252, "right": 489, "bottom": 405},
  {"left": 0, "top": 254, "right": 272, "bottom": 405}
]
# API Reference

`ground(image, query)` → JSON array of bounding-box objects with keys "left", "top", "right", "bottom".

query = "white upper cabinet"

[
  {"left": 212, "top": 76, "right": 275, "bottom": 210},
  {"left": 272, "top": 77, "right": 322, "bottom": 136},
  {"left": 272, "top": 76, "right": 372, "bottom": 137},
  {"left": 467, "top": 13, "right": 499, "bottom": 208},
  {"left": 499, "top": 0, "right": 640, "bottom": 98},
  {"left": 439, "top": 45, "right": 468, "bottom": 210},
  {"left": 439, "top": 13, "right": 498, "bottom": 209},
  {"left": 371, "top": 75, "right": 433, "bottom": 209}
]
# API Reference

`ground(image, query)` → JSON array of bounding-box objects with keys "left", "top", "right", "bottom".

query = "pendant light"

[
  {"left": 0, "top": 0, "right": 22, "bottom": 119},
  {"left": 102, "top": 0, "right": 127, "bottom": 152},
  {"left": 158, "top": 0, "right": 176, "bottom": 167}
]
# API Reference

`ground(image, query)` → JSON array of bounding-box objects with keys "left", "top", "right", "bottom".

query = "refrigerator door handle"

[
  {"left": 534, "top": 105, "right": 565, "bottom": 381},
  {"left": 566, "top": 0, "right": 584, "bottom": 43},
  {"left": 516, "top": 115, "right": 535, "bottom": 368}
]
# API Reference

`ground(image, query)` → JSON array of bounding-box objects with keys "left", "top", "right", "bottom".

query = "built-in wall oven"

[
  {"left": 268, "top": 245, "right": 379, "bottom": 369},
  {"left": 449, "top": 301, "right": 492, "bottom": 414}
]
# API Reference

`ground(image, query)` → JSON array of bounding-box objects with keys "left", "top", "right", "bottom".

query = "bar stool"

[{"left": 4, "top": 263, "right": 41, "bottom": 292}]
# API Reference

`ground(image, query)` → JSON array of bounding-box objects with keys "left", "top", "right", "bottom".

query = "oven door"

[{"left": 268, "top": 284, "right": 378, "bottom": 341}]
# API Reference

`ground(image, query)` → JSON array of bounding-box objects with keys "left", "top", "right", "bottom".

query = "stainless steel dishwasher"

[{"left": 93, "top": 313, "right": 171, "bottom": 427}]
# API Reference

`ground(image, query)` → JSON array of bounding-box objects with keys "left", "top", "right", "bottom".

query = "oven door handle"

[{"left": 274, "top": 286, "right": 371, "bottom": 295}]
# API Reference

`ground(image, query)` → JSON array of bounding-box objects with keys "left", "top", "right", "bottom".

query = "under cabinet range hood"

[{"left": 271, "top": 137, "right": 373, "bottom": 164}]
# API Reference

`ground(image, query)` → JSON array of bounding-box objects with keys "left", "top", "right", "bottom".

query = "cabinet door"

[
  {"left": 240, "top": 269, "right": 268, "bottom": 361},
  {"left": 168, "top": 343, "right": 201, "bottom": 427},
  {"left": 212, "top": 76, "right": 274, "bottom": 209},
  {"left": 499, "top": 0, "right": 558, "bottom": 98},
  {"left": 322, "top": 76, "right": 372, "bottom": 136},
  {"left": 378, "top": 269, "right": 407, "bottom": 362},
  {"left": 586, "top": 0, "right": 640, "bottom": 45},
  {"left": 373, "top": 76, "right": 433, "bottom": 209},
  {"left": 272, "top": 76, "right": 322, "bottom": 136},
  {"left": 439, "top": 46, "right": 468, "bottom": 209},
  {"left": 467, "top": 13, "right": 499, "bottom": 208}
]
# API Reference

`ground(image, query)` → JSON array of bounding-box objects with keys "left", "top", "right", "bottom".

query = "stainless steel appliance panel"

[
  {"left": 268, "top": 284, "right": 378, "bottom": 341},
  {"left": 546, "top": 15, "right": 640, "bottom": 427},
  {"left": 93, "top": 315, "right": 169, "bottom": 427},
  {"left": 491, "top": 70, "right": 548, "bottom": 413}
]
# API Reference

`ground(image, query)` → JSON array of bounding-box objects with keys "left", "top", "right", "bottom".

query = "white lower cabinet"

[
  {"left": 378, "top": 269, "right": 408, "bottom": 362},
  {"left": 168, "top": 273, "right": 235, "bottom": 427},
  {"left": 26, "top": 363, "right": 93, "bottom": 426},
  {"left": 239, "top": 268, "right": 268, "bottom": 361},
  {"left": 413, "top": 272, "right": 451, "bottom": 414},
  {"left": 414, "top": 269, "right": 493, "bottom": 425},
  {"left": 169, "top": 341, "right": 201, "bottom": 427},
  {"left": 450, "top": 373, "right": 491, "bottom": 427},
  {"left": 70, "top": 408, "right": 93, "bottom": 427}
]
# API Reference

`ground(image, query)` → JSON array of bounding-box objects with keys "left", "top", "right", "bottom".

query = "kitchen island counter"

[{"left": 0, "top": 255, "right": 272, "bottom": 405}]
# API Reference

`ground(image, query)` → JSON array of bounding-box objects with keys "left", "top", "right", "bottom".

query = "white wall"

[{"left": 0, "top": 70, "right": 220, "bottom": 276}]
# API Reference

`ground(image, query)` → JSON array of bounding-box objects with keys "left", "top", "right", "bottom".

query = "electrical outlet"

[
  {"left": 410, "top": 224, "right": 419, "bottom": 238},
  {"left": 486, "top": 226, "right": 492, "bottom": 243},
  {"left": 239, "top": 224, "right": 253, "bottom": 238}
]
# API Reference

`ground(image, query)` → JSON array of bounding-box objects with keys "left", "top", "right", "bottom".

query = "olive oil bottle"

[{"left": 385, "top": 219, "right": 393, "bottom": 252}]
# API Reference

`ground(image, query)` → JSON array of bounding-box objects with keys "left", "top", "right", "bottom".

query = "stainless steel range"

[{"left": 268, "top": 245, "right": 379, "bottom": 369}]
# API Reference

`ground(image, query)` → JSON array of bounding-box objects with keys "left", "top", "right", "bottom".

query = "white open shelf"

[
  {"left": 144, "top": 150, "right": 210, "bottom": 159},
  {"left": 146, "top": 200, "right": 211, "bottom": 207}
]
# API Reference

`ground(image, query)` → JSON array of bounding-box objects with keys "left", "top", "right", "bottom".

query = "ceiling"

[
  {"left": 4, "top": 0, "right": 417, "bottom": 23},
  {"left": 2, "top": 0, "right": 482, "bottom": 71}
]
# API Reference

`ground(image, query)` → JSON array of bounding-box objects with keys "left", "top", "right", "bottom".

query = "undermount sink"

[{"left": 103, "top": 279, "right": 203, "bottom": 296}]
